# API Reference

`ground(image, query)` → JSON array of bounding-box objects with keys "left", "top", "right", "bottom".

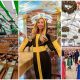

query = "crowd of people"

[{"left": 62, "top": 49, "right": 80, "bottom": 79}]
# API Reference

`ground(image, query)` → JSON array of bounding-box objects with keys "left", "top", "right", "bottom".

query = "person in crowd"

[
  {"left": 0, "top": 23, "right": 6, "bottom": 35},
  {"left": 74, "top": 49, "right": 79, "bottom": 65},
  {"left": 77, "top": 56, "right": 80, "bottom": 79},
  {"left": 62, "top": 56, "right": 66, "bottom": 79},
  {"left": 67, "top": 52, "right": 73, "bottom": 69}
]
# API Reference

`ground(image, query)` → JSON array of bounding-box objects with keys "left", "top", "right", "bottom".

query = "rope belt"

[{"left": 33, "top": 46, "right": 46, "bottom": 53}]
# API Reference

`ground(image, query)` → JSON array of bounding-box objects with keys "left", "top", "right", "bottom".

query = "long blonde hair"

[{"left": 32, "top": 18, "right": 47, "bottom": 35}]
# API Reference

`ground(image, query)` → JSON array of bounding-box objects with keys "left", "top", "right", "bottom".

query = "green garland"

[{"left": 56, "top": 20, "right": 61, "bottom": 36}]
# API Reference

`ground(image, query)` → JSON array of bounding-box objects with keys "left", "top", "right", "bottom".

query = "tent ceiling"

[
  {"left": 19, "top": 1, "right": 61, "bottom": 14},
  {"left": 0, "top": 1, "right": 17, "bottom": 24},
  {"left": 61, "top": 9, "right": 80, "bottom": 46}
]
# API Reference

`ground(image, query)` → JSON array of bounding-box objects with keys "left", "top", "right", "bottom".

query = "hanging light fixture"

[
  {"left": 77, "top": 43, "right": 80, "bottom": 46},
  {"left": 0, "top": 18, "right": 4, "bottom": 22},
  {"left": 62, "top": 1, "right": 77, "bottom": 14},
  {"left": 62, "top": 34, "right": 67, "bottom": 37},
  {"left": 78, "top": 29, "right": 80, "bottom": 33},
  {"left": 68, "top": 39, "right": 74, "bottom": 43},
  {"left": 62, "top": 26, "right": 69, "bottom": 32},
  {"left": 0, "top": 23, "right": 2, "bottom": 27},
  {"left": 8, "top": 20, "right": 15, "bottom": 24},
  {"left": 73, "top": 35, "right": 78, "bottom": 39},
  {"left": 70, "top": 39, "right": 74, "bottom": 41},
  {"left": 62, "top": 39, "right": 66, "bottom": 42}
]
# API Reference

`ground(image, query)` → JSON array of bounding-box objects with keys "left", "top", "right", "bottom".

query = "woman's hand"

[
  {"left": 57, "top": 36, "right": 61, "bottom": 45},
  {"left": 19, "top": 32, "right": 26, "bottom": 38},
  {"left": 40, "top": 35, "right": 48, "bottom": 43}
]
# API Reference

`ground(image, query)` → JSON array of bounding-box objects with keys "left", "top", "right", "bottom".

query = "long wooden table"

[{"left": 19, "top": 52, "right": 33, "bottom": 77}]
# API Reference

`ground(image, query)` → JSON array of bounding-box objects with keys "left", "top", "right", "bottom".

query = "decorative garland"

[{"left": 62, "top": 1, "right": 77, "bottom": 14}]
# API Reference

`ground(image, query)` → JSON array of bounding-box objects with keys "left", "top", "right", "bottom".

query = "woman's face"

[{"left": 37, "top": 18, "right": 45, "bottom": 30}]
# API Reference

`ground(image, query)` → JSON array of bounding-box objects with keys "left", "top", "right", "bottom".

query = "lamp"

[{"left": 62, "top": 26, "right": 69, "bottom": 32}]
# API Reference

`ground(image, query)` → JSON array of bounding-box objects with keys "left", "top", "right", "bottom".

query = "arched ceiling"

[
  {"left": 19, "top": 1, "right": 61, "bottom": 14},
  {"left": 61, "top": 0, "right": 80, "bottom": 46}
]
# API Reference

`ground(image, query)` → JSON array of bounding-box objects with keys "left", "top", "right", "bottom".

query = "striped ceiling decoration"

[
  {"left": 0, "top": 0, "right": 18, "bottom": 33},
  {"left": 14, "top": 1, "right": 18, "bottom": 15}
]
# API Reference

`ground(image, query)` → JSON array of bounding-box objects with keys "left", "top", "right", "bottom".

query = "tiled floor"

[{"left": 66, "top": 59, "right": 77, "bottom": 79}]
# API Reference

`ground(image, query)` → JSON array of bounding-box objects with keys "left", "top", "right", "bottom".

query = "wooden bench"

[
  {"left": 0, "top": 65, "right": 4, "bottom": 73},
  {"left": 0, "top": 54, "right": 6, "bottom": 61},
  {"left": 0, "top": 60, "right": 6, "bottom": 65},
  {"left": 11, "top": 61, "right": 16, "bottom": 66},
  {"left": 2, "top": 60, "right": 6, "bottom": 64},
  {"left": 0, "top": 67, "right": 6, "bottom": 79},
  {"left": 4, "top": 67, "right": 14, "bottom": 79},
  {"left": 7, "top": 60, "right": 16, "bottom": 67},
  {"left": 0, "top": 43, "right": 9, "bottom": 54}
]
